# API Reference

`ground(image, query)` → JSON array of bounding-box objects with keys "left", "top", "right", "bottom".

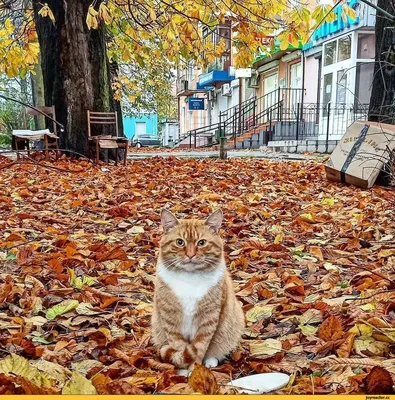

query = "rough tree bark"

[
  {"left": 32, "top": 0, "right": 123, "bottom": 156},
  {"left": 368, "top": 0, "right": 395, "bottom": 123},
  {"left": 31, "top": 55, "right": 45, "bottom": 130}
]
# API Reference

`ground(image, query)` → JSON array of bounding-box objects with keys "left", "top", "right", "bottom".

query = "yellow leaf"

[
  {"left": 300, "top": 324, "right": 319, "bottom": 336},
  {"left": 299, "top": 309, "right": 322, "bottom": 325},
  {"left": 0, "top": 354, "right": 54, "bottom": 388},
  {"left": 279, "top": 36, "right": 289, "bottom": 51},
  {"left": 149, "top": 7, "right": 157, "bottom": 21},
  {"left": 99, "top": 3, "right": 112, "bottom": 24},
  {"left": 378, "top": 248, "right": 395, "bottom": 258},
  {"left": 321, "top": 198, "right": 335, "bottom": 206},
  {"left": 245, "top": 304, "right": 273, "bottom": 323},
  {"left": 62, "top": 372, "right": 97, "bottom": 394},
  {"left": 86, "top": 5, "right": 99, "bottom": 30},
  {"left": 46, "top": 299, "right": 79, "bottom": 320},
  {"left": 349, "top": 324, "right": 373, "bottom": 337},
  {"left": 250, "top": 339, "right": 282, "bottom": 356},
  {"left": 30, "top": 360, "right": 71, "bottom": 385},
  {"left": 127, "top": 226, "right": 145, "bottom": 234},
  {"left": 274, "top": 232, "right": 283, "bottom": 244},
  {"left": 38, "top": 4, "right": 55, "bottom": 24},
  {"left": 354, "top": 337, "right": 389, "bottom": 356},
  {"left": 69, "top": 269, "right": 95, "bottom": 289},
  {"left": 360, "top": 303, "right": 376, "bottom": 311},
  {"left": 300, "top": 213, "right": 315, "bottom": 223}
]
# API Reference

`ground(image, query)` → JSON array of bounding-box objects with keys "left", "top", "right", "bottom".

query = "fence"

[
  {"left": 272, "top": 102, "right": 369, "bottom": 141},
  {"left": 179, "top": 89, "right": 369, "bottom": 151}
]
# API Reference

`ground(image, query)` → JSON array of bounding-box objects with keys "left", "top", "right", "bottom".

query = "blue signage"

[
  {"left": 197, "top": 70, "right": 234, "bottom": 89},
  {"left": 189, "top": 98, "right": 205, "bottom": 111},
  {"left": 303, "top": 0, "right": 359, "bottom": 50}
]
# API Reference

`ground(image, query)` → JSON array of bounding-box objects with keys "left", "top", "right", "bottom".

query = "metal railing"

[
  {"left": 178, "top": 88, "right": 368, "bottom": 151},
  {"left": 271, "top": 102, "right": 369, "bottom": 142}
]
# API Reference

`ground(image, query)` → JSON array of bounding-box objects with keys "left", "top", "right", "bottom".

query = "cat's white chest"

[{"left": 157, "top": 264, "right": 223, "bottom": 340}]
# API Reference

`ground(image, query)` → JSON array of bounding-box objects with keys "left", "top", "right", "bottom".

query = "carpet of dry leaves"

[{"left": 0, "top": 154, "right": 394, "bottom": 395}]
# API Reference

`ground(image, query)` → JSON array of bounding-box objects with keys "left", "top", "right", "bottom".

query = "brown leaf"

[
  {"left": 364, "top": 366, "right": 394, "bottom": 394},
  {"left": 189, "top": 363, "right": 219, "bottom": 394},
  {"left": 318, "top": 315, "right": 344, "bottom": 342}
]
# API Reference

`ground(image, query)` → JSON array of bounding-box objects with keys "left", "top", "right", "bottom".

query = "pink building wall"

[{"left": 304, "top": 56, "right": 320, "bottom": 104}]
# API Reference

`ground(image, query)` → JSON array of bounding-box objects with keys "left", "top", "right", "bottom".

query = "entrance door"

[
  {"left": 289, "top": 62, "right": 303, "bottom": 111},
  {"left": 135, "top": 122, "right": 147, "bottom": 135},
  {"left": 290, "top": 63, "right": 302, "bottom": 89},
  {"left": 264, "top": 73, "right": 278, "bottom": 109},
  {"left": 320, "top": 34, "right": 353, "bottom": 138}
]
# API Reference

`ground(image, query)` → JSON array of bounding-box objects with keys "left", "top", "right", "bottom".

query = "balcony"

[{"left": 207, "top": 54, "right": 231, "bottom": 73}]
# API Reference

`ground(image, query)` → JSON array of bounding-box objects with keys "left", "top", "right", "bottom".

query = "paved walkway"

[
  {"left": 0, "top": 148, "right": 321, "bottom": 161},
  {"left": 127, "top": 150, "right": 307, "bottom": 160}
]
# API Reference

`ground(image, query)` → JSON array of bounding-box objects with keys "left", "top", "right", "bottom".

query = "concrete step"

[{"left": 268, "top": 139, "right": 338, "bottom": 153}]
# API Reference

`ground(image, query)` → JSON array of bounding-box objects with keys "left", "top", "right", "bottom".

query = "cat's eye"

[
  {"left": 176, "top": 239, "right": 185, "bottom": 247},
  {"left": 197, "top": 239, "right": 207, "bottom": 247}
]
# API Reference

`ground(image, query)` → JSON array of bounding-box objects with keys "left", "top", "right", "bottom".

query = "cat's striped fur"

[{"left": 151, "top": 210, "right": 245, "bottom": 369}]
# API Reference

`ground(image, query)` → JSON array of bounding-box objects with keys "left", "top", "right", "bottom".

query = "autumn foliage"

[{"left": 0, "top": 155, "right": 394, "bottom": 394}]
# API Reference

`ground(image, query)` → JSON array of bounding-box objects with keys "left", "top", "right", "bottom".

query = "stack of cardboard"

[{"left": 326, "top": 121, "right": 395, "bottom": 188}]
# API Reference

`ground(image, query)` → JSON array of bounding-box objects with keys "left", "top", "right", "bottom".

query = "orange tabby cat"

[{"left": 151, "top": 209, "right": 245, "bottom": 369}]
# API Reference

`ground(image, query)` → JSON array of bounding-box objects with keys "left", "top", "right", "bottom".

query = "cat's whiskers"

[{"left": 162, "top": 259, "right": 180, "bottom": 271}]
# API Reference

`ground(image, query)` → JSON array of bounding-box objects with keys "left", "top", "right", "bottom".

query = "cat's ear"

[
  {"left": 161, "top": 209, "right": 179, "bottom": 232},
  {"left": 205, "top": 209, "right": 223, "bottom": 233}
]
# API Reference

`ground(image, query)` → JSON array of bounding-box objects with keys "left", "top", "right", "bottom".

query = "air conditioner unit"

[
  {"left": 247, "top": 72, "right": 260, "bottom": 89},
  {"left": 207, "top": 90, "right": 216, "bottom": 102},
  {"left": 221, "top": 83, "right": 232, "bottom": 97}
]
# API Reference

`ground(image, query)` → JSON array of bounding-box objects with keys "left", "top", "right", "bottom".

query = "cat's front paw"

[{"left": 203, "top": 357, "right": 219, "bottom": 368}]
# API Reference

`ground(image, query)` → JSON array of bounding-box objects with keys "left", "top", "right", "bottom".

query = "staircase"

[{"left": 176, "top": 88, "right": 304, "bottom": 150}]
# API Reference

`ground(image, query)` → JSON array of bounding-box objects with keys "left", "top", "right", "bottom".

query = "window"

[
  {"left": 323, "top": 73, "right": 333, "bottom": 116},
  {"left": 324, "top": 41, "right": 337, "bottom": 66},
  {"left": 187, "top": 61, "right": 195, "bottom": 81},
  {"left": 338, "top": 35, "right": 352, "bottom": 62},
  {"left": 135, "top": 122, "right": 146, "bottom": 135},
  {"left": 355, "top": 62, "right": 374, "bottom": 105},
  {"left": 358, "top": 34, "right": 375, "bottom": 59},
  {"left": 336, "top": 70, "right": 347, "bottom": 104}
]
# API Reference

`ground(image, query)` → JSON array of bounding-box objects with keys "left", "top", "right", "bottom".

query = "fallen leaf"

[
  {"left": 318, "top": 315, "right": 343, "bottom": 342},
  {"left": 364, "top": 366, "right": 394, "bottom": 394},
  {"left": 189, "top": 364, "right": 219, "bottom": 394},
  {"left": 62, "top": 371, "right": 97, "bottom": 394},
  {"left": 46, "top": 300, "right": 79, "bottom": 320}
]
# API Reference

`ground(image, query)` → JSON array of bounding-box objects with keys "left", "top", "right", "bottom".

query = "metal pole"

[
  {"left": 326, "top": 102, "right": 331, "bottom": 153},
  {"left": 296, "top": 103, "right": 300, "bottom": 141},
  {"left": 194, "top": 130, "right": 197, "bottom": 148}
]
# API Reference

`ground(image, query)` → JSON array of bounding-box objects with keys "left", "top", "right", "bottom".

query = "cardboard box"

[{"left": 326, "top": 121, "right": 395, "bottom": 189}]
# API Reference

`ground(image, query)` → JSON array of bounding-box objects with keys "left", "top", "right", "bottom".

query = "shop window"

[
  {"left": 324, "top": 41, "right": 337, "bottom": 66},
  {"left": 336, "top": 70, "right": 347, "bottom": 104},
  {"left": 323, "top": 73, "right": 333, "bottom": 116},
  {"left": 357, "top": 34, "right": 375, "bottom": 59},
  {"left": 355, "top": 62, "right": 374, "bottom": 106},
  {"left": 338, "top": 35, "right": 352, "bottom": 62}
]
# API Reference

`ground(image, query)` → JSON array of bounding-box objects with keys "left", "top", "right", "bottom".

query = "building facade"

[
  {"left": 175, "top": 0, "right": 377, "bottom": 150},
  {"left": 123, "top": 114, "right": 158, "bottom": 140}
]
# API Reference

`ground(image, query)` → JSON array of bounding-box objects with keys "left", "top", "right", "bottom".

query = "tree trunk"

[
  {"left": 32, "top": 0, "right": 121, "bottom": 156},
  {"left": 368, "top": 0, "right": 395, "bottom": 123},
  {"left": 31, "top": 54, "right": 45, "bottom": 130}
]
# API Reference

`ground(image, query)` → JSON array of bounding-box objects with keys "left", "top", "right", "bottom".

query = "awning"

[
  {"left": 197, "top": 70, "right": 235, "bottom": 89},
  {"left": 253, "top": 40, "right": 303, "bottom": 67}
]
